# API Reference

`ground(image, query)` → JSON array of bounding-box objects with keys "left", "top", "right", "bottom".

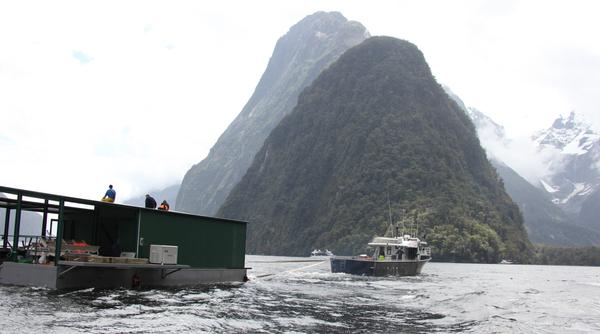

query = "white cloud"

[
  {"left": 477, "top": 122, "right": 563, "bottom": 184},
  {"left": 72, "top": 51, "right": 93, "bottom": 64}
]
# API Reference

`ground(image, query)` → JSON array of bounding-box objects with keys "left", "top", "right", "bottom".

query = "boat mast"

[
  {"left": 398, "top": 209, "right": 405, "bottom": 237},
  {"left": 386, "top": 192, "right": 395, "bottom": 238},
  {"left": 413, "top": 211, "right": 418, "bottom": 237},
  {"left": 416, "top": 212, "right": 419, "bottom": 239}
]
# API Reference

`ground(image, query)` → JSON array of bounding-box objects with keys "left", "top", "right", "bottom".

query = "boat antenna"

[
  {"left": 400, "top": 209, "right": 405, "bottom": 237},
  {"left": 386, "top": 192, "right": 394, "bottom": 237},
  {"left": 387, "top": 192, "right": 392, "bottom": 223},
  {"left": 413, "top": 211, "right": 418, "bottom": 237},
  {"left": 416, "top": 211, "right": 419, "bottom": 239}
]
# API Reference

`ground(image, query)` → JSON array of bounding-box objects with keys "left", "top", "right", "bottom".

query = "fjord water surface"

[{"left": 0, "top": 255, "right": 599, "bottom": 333}]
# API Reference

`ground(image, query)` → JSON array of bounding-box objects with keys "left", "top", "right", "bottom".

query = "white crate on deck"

[{"left": 149, "top": 244, "right": 178, "bottom": 264}]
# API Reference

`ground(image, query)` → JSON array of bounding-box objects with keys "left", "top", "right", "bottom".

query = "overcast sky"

[{"left": 1, "top": 0, "right": 599, "bottom": 201}]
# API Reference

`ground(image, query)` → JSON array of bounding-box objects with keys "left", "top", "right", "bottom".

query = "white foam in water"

[
  {"left": 274, "top": 315, "right": 347, "bottom": 328},
  {"left": 1, "top": 258, "right": 600, "bottom": 333}
]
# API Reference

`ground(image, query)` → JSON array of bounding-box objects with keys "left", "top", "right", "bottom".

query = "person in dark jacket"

[
  {"left": 145, "top": 194, "right": 157, "bottom": 209},
  {"left": 158, "top": 200, "right": 170, "bottom": 211}
]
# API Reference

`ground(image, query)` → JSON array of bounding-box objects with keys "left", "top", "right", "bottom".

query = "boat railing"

[
  {"left": 421, "top": 247, "right": 431, "bottom": 257},
  {"left": 1, "top": 235, "right": 101, "bottom": 264},
  {"left": 1, "top": 234, "right": 50, "bottom": 250},
  {"left": 1, "top": 235, "right": 48, "bottom": 263}
]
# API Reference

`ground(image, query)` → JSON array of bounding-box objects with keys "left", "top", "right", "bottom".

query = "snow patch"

[
  {"left": 561, "top": 183, "right": 586, "bottom": 204},
  {"left": 562, "top": 131, "right": 599, "bottom": 155},
  {"left": 577, "top": 184, "right": 595, "bottom": 197},
  {"left": 315, "top": 31, "right": 328, "bottom": 39},
  {"left": 540, "top": 179, "right": 559, "bottom": 193},
  {"left": 562, "top": 138, "right": 587, "bottom": 155}
]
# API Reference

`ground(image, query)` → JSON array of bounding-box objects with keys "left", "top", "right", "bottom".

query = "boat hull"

[{"left": 330, "top": 256, "right": 428, "bottom": 276}]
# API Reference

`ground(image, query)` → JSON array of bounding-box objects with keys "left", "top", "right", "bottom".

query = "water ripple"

[{"left": 1, "top": 258, "right": 599, "bottom": 333}]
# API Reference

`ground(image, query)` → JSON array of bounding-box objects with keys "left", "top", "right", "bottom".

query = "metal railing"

[
  {"left": 0, "top": 235, "right": 56, "bottom": 262},
  {"left": 1, "top": 234, "right": 54, "bottom": 249},
  {"left": 420, "top": 247, "right": 431, "bottom": 257}
]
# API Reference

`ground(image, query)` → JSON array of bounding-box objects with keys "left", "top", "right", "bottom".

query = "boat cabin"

[{"left": 368, "top": 235, "right": 430, "bottom": 262}]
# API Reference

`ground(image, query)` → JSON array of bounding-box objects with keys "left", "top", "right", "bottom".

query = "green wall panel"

[
  {"left": 63, "top": 211, "right": 95, "bottom": 242},
  {"left": 138, "top": 210, "right": 246, "bottom": 268},
  {"left": 95, "top": 206, "right": 139, "bottom": 254}
]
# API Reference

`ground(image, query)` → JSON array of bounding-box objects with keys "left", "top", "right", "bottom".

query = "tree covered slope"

[
  {"left": 219, "top": 37, "right": 533, "bottom": 263},
  {"left": 176, "top": 12, "right": 368, "bottom": 215}
]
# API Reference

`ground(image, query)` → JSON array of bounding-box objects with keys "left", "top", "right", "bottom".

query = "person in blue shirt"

[{"left": 102, "top": 184, "right": 116, "bottom": 203}]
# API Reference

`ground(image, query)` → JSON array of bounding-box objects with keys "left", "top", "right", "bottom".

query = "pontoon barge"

[{"left": 0, "top": 185, "right": 248, "bottom": 289}]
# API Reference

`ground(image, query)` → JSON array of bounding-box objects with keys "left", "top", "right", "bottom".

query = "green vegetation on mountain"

[
  {"left": 218, "top": 36, "right": 533, "bottom": 263},
  {"left": 176, "top": 12, "right": 368, "bottom": 215},
  {"left": 533, "top": 245, "right": 600, "bottom": 266}
]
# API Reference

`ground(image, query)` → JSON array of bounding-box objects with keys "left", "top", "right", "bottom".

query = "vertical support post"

[
  {"left": 92, "top": 208, "right": 98, "bottom": 248},
  {"left": 136, "top": 209, "right": 141, "bottom": 257},
  {"left": 11, "top": 194, "right": 22, "bottom": 259},
  {"left": 49, "top": 219, "right": 56, "bottom": 237},
  {"left": 54, "top": 199, "right": 64, "bottom": 266},
  {"left": 3, "top": 208, "right": 10, "bottom": 249},
  {"left": 41, "top": 199, "right": 48, "bottom": 237}
]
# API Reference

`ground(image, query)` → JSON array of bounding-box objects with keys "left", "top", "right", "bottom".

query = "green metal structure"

[{"left": 0, "top": 185, "right": 247, "bottom": 269}]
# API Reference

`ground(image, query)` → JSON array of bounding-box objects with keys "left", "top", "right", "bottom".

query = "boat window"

[
  {"left": 379, "top": 246, "right": 385, "bottom": 257},
  {"left": 407, "top": 247, "right": 418, "bottom": 260},
  {"left": 386, "top": 246, "right": 391, "bottom": 255}
]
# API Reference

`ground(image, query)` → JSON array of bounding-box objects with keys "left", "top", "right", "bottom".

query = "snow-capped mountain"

[
  {"left": 444, "top": 86, "right": 600, "bottom": 245},
  {"left": 533, "top": 112, "right": 600, "bottom": 217},
  {"left": 534, "top": 112, "right": 599, "bottom": 153}
]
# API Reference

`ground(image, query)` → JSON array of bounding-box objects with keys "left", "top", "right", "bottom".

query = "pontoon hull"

[
  {"left": 0, "top": 262, "right": 247, "bottom": 290},
  {"left": 330, "top": 257, "right": 428, "bottom": 276}
]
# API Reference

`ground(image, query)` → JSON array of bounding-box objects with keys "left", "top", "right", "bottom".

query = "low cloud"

[{"left": 477, "top": 122, "right": 564, "bottom": 185}]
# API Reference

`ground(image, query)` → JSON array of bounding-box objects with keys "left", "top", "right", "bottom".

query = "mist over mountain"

[
  {"left": 444, "top": 86, "right": 554, "bottom": 184},
  {"left": 444, "top": 87, "right": 507, "bottom": 142},
  {"left": 444, "top": 88, "right": 600, "bottom": 245},
  {"left": 219, "top": 37, "right": 532, "bottom": 263},
  {"left": 491, "top": 160, "right": 600, "bottom": 245},
  {"left": 176, "top": 12, "right": 369, "bottom": 215},
  {"left": 445, "top": 88, "right": 600, "bottom": 245}
]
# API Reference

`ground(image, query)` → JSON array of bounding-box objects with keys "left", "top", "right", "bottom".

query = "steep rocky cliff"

[{"left": 176, "top": 12, "right": 369, "bottom": 215}]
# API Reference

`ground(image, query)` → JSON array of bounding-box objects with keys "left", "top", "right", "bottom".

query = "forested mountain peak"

[
  {"left": 219, "top": 36, "right": 533, "bottom": 263},
  {"left": 175, "top": 12, "right": 368, "bottom": 215}
]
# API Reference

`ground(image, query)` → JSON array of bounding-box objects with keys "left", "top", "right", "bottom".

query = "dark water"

[{"left": 1, "top": 255, "right": 599, "bottom": 333}]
